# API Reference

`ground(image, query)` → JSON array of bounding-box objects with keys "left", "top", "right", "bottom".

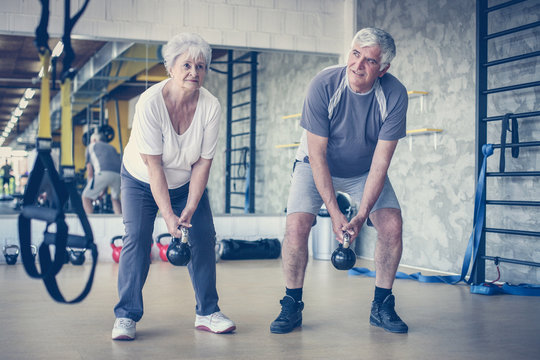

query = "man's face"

[{"left": 346, "top": 44, "right": 389, "bottom": 93}]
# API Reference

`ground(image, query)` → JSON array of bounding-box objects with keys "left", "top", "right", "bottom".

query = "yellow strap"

[
  {"left": 38, "top": 51, "right": 52, "bottom": 139},
  {"left": 60, "top": 78, "right": 73, "bottom": 167}
]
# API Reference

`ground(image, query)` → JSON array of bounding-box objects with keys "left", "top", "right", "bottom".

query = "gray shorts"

[
  {"left": 82, "top": 170, "right": 121, "bottom": 200},
  {"left": 286, "top": 161, "right": 400, "bottom": 217}
]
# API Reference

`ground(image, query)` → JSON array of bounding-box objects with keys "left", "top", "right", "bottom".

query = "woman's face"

[{"left": 170, "top": 52, "right": 207, "bottom": 90}]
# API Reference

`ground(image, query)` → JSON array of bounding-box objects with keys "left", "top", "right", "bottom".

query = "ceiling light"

[
  {"left": 13, "top": 108, "right": 23, "bottom": 117},
  {"left": 6, "top": 123, "right": 14, "bottom": 130},
  {"left": 10, "top": 116, "right": 18, "bottom": 124},
  {"left": 19, "top": 98, "right": 29, "bottom": 109},
  {"left": 2, "top": 131, "right": 9, "bottom": 138},
  {"left": 52, "top": 41, "right": 64, "bottom": 57},
  {"left": 24, "top": 88, "right": 36, "bottom": 99}
]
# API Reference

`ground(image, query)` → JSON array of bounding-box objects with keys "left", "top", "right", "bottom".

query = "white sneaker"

[
  {"left": 195, "top": 311, "right": 236, "bottom": 334},
  {"left": 112, "top": 318, "right": 136, "bottom": 340}
]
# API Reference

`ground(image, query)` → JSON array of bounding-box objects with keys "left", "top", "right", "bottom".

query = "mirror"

[{"left": 0, "top": 34, "right": 339, "bottom": 216}]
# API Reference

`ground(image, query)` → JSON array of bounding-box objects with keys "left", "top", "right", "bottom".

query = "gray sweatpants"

[{"left": 114, "top": 166, "right": 220, "bottom": 321}]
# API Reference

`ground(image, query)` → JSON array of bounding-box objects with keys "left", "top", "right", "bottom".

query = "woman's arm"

[
  {"left": 140, "top": 153, "right": 182, "bottom": 238},
  {"left": 180, "top": 157, "right": 213, "bottom": 226}
]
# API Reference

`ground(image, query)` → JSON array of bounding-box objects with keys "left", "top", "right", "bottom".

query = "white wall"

[{"left": 1, "top": 0, "right": 352, "bottom": 56}]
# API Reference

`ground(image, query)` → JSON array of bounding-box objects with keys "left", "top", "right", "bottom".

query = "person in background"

[
  {"left": 1, "top": 160, "right": 13, "bottom": 195},
  {"left": 82, "top": 132, "right": 122, "bottom": 214},
  {"left": 111, "top": 32, "right": 235, "bottom": 341},
  {"left": 270, "top": 27, "right": 409, "bottom": 334}
]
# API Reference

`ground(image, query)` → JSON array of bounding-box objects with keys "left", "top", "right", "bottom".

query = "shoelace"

[
  {"left": 381, "top": 304, "right": 402, "bottom": 322},
  {"left": 117, "top": 319, "right": 134, "bottom": 328},
  {"left": 277, "top": 299, "right": 300, "bottom": 320},
  {"left": 211, "top": 312, "right": 227, "bottom": 321}
]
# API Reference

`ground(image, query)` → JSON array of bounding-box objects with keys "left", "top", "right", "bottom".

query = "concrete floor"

[{"left": 1, "top": 258, "right": 539, "bottom": 360}]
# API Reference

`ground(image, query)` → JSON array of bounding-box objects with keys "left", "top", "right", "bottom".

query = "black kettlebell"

[
  {"left": 331, "top": 232, "right": 356, "bottom": 270},
  {"left": 3, "top": 244, "right": 19, "bottom": 265},
  {"left": 166, "top": 227, "right": 191, "bottom": 266},
  {"left": 69, "top": 248, "right": 86, "bottom": 266}
]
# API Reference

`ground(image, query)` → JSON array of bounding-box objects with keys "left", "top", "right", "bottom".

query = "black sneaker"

[
  {"left": 270, "top": 295, "right": 304, "bottom": 334},
  {"left": 370, "top": 294, "right": 408, "bottom": 333}
]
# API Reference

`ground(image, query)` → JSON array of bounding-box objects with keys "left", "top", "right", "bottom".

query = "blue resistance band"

[{"left": 349, "top": 144, "right": 540, "bottom": 296}]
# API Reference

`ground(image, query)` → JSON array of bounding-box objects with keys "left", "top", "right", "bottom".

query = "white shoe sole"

[
  {"left": 112, "top": 333, "right": 135, "bottom": 341},
  {"left": 195, "top": 324, "right": 236, "bottom": 334}
]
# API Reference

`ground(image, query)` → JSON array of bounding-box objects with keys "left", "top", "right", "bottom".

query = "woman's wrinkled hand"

[
  {"left": 164, "top": 213, "right": 183, "bottom": 238},
  {"left": 178, "top": 206, "right": 195, "bottom": 229}
]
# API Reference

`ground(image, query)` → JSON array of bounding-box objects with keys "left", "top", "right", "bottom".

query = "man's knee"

[
  {"left": 370, "top": 208, "right": 402, "bottom": 240},
  {"left": 284, "top": 212, "right": 315, "bottom": 247}
]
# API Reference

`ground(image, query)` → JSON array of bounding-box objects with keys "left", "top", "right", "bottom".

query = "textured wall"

[{"left": 355, "top": 0, "right": 539, "bottom": 284}]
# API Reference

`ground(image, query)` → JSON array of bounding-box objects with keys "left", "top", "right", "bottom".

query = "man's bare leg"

[
  {"left": 282, "top": 212, "right": 315, "bottom": 288},
  {"left": 271, "top": 212, "right": 315, "bottom": 334},
  {"left": 368, "top": 208, "right": 408, "bottom": 333},
  {"left": 112, "top": 198, "right": 122, "bottom": 215},
  {"left": 82, "top": 197, "right": 94, "bottom": 214},
  {"left": 370, "top": 208, "right": 403, "bottom": 289}
]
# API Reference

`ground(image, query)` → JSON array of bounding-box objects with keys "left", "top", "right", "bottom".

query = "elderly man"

[
  {"left": 82, "top": 132, "right": 122, "bottom": 214},
  {"left": 271, "top": 27, "right": 409, "bottom": 334}
]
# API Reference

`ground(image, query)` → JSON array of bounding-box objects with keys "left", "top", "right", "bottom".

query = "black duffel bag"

[{"left": 218, "top": 238, "right": 281, "bottom": 260}]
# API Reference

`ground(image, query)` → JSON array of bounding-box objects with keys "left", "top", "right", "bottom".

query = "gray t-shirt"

[
  {"left": 86, "top": 142, "right": 121, "bottom": 174},
  {"left": 296, "top": 65, "right": 408, "bottom": 177}
]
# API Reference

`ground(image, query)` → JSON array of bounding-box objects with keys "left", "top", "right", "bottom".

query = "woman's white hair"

[
  {"left": 350, "top": 28, "right": 396, "bottom": 70},
  {"left": 162, "top": 33, "right": 212, "bottom": 76}
]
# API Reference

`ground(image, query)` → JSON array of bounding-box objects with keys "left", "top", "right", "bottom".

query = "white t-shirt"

[{"left": 123, "top": 79, "right": 221, "bottom": 189}]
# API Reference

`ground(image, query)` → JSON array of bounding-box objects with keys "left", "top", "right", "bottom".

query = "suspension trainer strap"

[
  {"left": 19, "top": 0, "right": 97, "bottom": 304},
  {"left": 19, "top": 5, "right": 70, "bottom": 280},
  {"left": 499, "top": 113, "right": 519, "bottom": 172},
  {"left": 61, "top": 0, "right": 90, "bottom": 82},
  {"left": 39, "top": 0, "right": 98, "bottom": 304},
  {"left": 34, "top": 0, "right": 50, "bottom": 54},
  {"left": 42, "top": 180, "right": 97, "bottom": 303},
  {"left": 510, "top": 116, "right": 519, "bottom": 158}
]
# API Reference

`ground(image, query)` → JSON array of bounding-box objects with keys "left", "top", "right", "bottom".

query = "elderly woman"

[{"left": 112, "top": 33, "right": 235, "bottom": 340}]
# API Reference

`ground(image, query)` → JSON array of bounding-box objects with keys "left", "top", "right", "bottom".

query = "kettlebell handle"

[
  {"left": 180, "top": 227, "right": 189, "bottom": 244},
  {"left": 342, "top": 232, "right": 350, "bottom": 249},
  {"left": 3, "top": 244, "right": 20, "bottom": 255}
]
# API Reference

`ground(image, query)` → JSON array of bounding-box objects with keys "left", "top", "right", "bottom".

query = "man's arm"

[
  {"left": 86, "top": 162, "right": 94, "bottom": 179},
  {"left": 348, "top": 139, "right": 398, "bottom": 232},
  {"left": 307, "top": 131, "right": 349, "bottom": 241}
]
